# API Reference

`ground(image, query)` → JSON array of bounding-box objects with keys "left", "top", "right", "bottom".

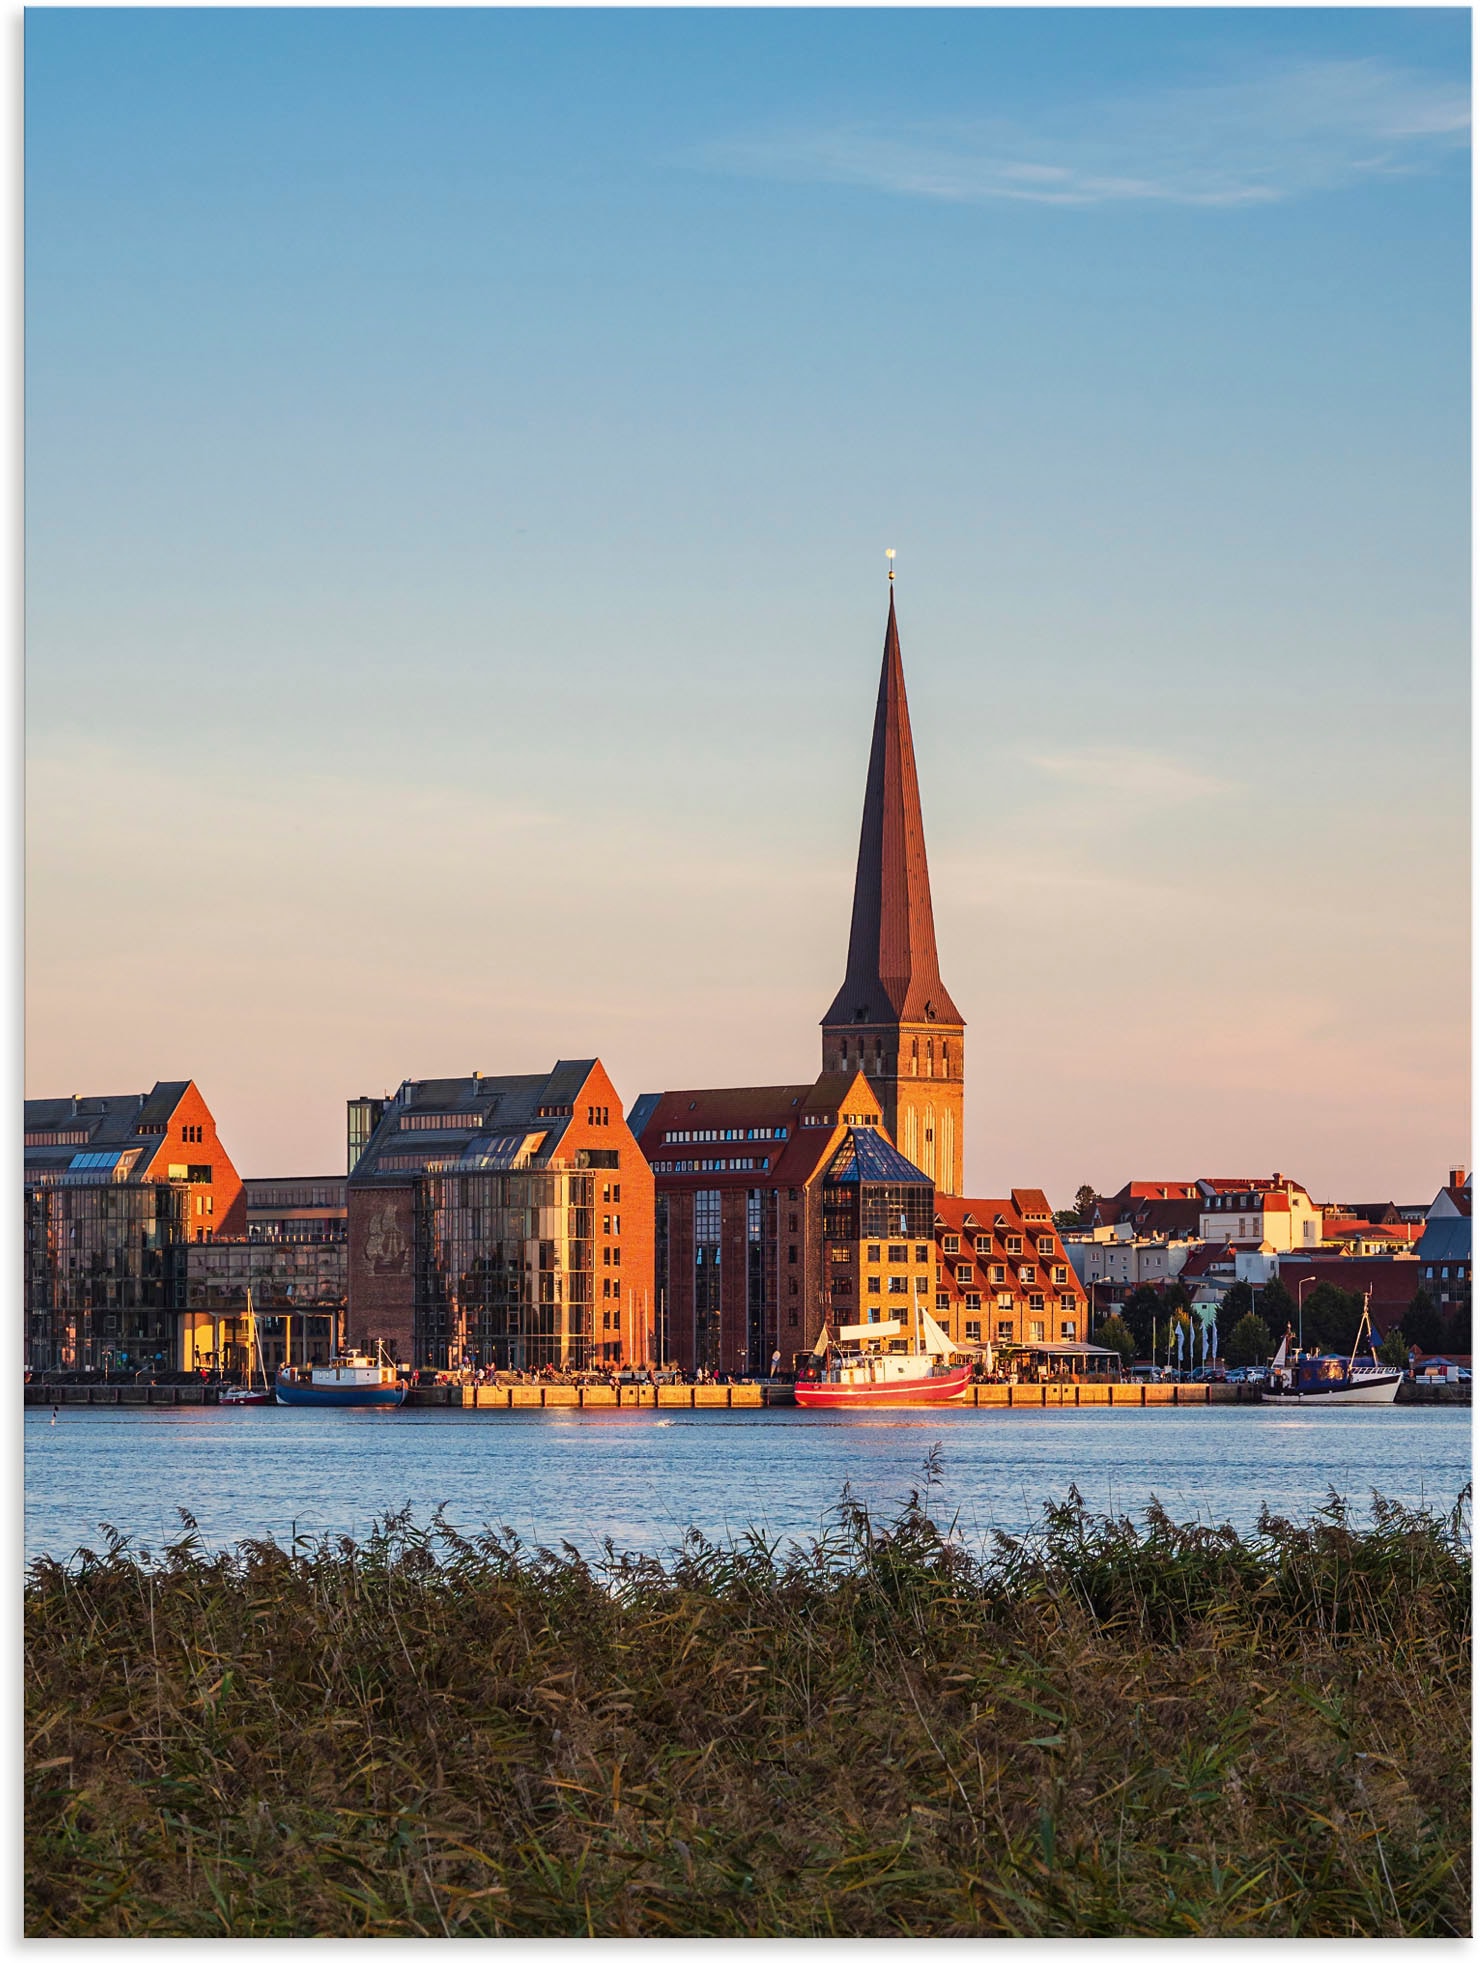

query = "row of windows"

[
  {"left": 662, "top": 1127, "right": 788, "bottom": 1144},
  {"left": 587, "top": 1105, "right": 612, "bottom": 1127},
  {"left": 24, "top": 1129, "right": 91, "bottom": 1146},
  {"left": 658, "top": 1157, "right": 771, "bottom": 1174},
  {"left": 399, "top": 1113, "right": 480, "bottom": 1133},
  {"left": 180, "top": 1124, "right": 204, "bottom": 1143}
]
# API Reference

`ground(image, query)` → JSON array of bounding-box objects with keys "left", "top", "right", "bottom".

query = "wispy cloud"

[
  {"left": 1027, "top": 747, "right": 1232, "bottom": 803},
  {"left": 697, "top": 59, "right": 1469, "bottom": 209}
]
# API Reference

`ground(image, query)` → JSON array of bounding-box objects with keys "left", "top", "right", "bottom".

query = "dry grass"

[{"left": 25, "top": 1470, "right": 1470, "bottom": 1936}]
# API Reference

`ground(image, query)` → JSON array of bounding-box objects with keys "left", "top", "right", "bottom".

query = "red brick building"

[
  {"left": 345, "top": 1058, "right": 654, "bottom": 1372},
  {"left": 24, "top": 1080, "right": 246, "bottom": 1372}
]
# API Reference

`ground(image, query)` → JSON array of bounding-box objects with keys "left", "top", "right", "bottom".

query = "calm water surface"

[{"left": 24, "top": 1402, "right": 1471, "bottom": 1566}]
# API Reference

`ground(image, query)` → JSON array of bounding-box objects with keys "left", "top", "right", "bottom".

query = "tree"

[
  {"left": 1443, "top": 1299, "right": 1471, "bottom": 1353},
  {"left": 1218, "top": 1280, "right": 1254, "bottom": 1344},
  {"left": 1096, "top": 1314, "right": 1136, "bottom": 1366},
  {"left": 1074, "top": 1183, "right": 1099, "bottom": 1220},
  {"left": 1402, "top": 1287, "right": 1446, "bottom": 1355},
  {"left": 1377, "top": 1326, "right": 1411, "bottom": 1369},
  {"left": 1258, "top": 1275, "right": 1297, "bottom": 1347},
  {"left": 1301, "top": 1282, "right": 1364, "bottom": 1354},
  {"left": 1052, "top": 1210, "right": 1081, "bottom": 1232},
  {"left": 1224, "top": 1312, "right": 1272, "bottom": 1367},
  {"left": 1120, "top": 1284, "right": 1163, "bottom": 1353}
]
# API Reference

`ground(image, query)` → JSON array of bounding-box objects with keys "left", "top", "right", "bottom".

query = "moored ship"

[
  {"left": 1264, "top": 1308, "right": 1401, "bottom": 1405},
  {"left": 275, "top": 1347, "right": 407, "bottom": 1409},
  {"left": 795, "top": 1304, "right": 971, "bottom": 1409}
]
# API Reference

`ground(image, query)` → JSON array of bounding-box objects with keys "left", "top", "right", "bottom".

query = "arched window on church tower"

[
  {"left": 910, "top": 1038, "right": 919, "bottom": 1078},
  {"left": 942, "top": 1041, "right": 950, "bottom": 1078}
]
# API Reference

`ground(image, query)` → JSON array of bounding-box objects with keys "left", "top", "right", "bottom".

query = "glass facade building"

[
  {"left": 417, "top": 1168, "right": 595, "bottom": 1372},
  {"left": 24, "top": 1175, "right": 188, "bottom": 1372}
]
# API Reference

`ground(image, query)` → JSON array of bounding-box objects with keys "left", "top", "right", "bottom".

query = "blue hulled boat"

[{"left": 275, "top": 1349, "right": 407, "bottom": 1408}]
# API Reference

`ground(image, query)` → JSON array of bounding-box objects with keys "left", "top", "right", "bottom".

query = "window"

[
  {"left": 997, "top": 1319, "right": 1014, "bottom": 1339},
  {"left": 1029, "top": 1320, "right": 1045, "bottom": 1342},
  {"left": 832, "top": 1278, "right": 853, "bottom": 1295},
  {"left": 788, "top": 1277, "right": 798, "bottom": 1295},
  {"left": 888, "top": 1276, "right": 908, "bottom": 1294},
  {"left": 1059, "top": 1294, "right": 1076, "bottom": 1312},
  {"left": 955, "top": 1264, "right": 973, "bottom": 1284},
  {"left": 941, "top": 1235, "right": 960, "bottom": 1255},
  {"left": 915, "top": 1245, "right": 929, "bottom": 1264},
  {"left": 1020, "top": 1264, "right": 1036, "bottom": 1284},
  {"left": 965, "top": 1320, "right": 980, "bottom": 1342},
  {"left": 787, "top": 1306, "right": 798, "bottom": 1326},
  {"left": 868, "top": 1245, "right": 881, "bottom": 1262},
  {"left": 612, "top": 1185, "right": 620, "bottom": 1203},
  {"left": 1005, "top": 1236, "right": 1023, "bottom": 1256},
  {"left": 963, "top": 1292, "right": 981, "bottom": 1311},
  {"left": 867, "top": 1276, "right": 881, "bottom": 1294},
  {"left": 611, "top": 1247, "right": 621, "bottom": 1267},
  {"left": 1053, "top": 1265, "right": 1068, "bottom": 1286},
  {"left": 787, "top": 1246, "right": 798, "bottom": 1265},
  {"left": 936, "top": 1291, "right": 951, "bottom": 1312},
  {"left": 975, "top": 1236, "right": 992, "bottom": 1254},
  {"left": 888, "top": 1245, "right": 908, "bottom": 1263},
  {"left": 1037, "top": 1236, "right": 1055, "bottom": 1258},
  {"left": 1029, "top": 1293, "right": 1044, "bottom": 1312},
  {"left": 602, "top": 1216, "right": 611, "bottom": 1234},
  {"left": 830, "top": 1245, "right": 852, "bottom": 1264},
  {"left": 989, "top": 1265, "right": 1005, "bottom": 1285},
  {"left": 914, "top": 1276, "right": 929, "bottom": 1294},
  {"left": 1060, "top": 1320, "right": 1077, "bottom": 1340}
]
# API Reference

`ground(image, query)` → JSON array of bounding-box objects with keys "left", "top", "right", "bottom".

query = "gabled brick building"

[
  {"left": 345, "top": 1058, "right": 653, "bottom": 1373},
  {"left": 24, "top": 1080, "right": 246, "bottom": 1372}
]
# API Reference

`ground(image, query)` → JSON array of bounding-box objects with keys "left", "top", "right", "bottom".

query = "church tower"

[{"left": 821, "top": 587, "right": 965, "bottom": 1194}]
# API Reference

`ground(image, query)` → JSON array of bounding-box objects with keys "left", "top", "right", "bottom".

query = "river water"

[{"left": 23, "top": 1402, "right": 1470, "bottom": 1567}]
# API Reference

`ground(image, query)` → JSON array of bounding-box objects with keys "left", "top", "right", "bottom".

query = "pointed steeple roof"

[{"left": 823, "top": 591, "right": 962, "bottom": 1030}]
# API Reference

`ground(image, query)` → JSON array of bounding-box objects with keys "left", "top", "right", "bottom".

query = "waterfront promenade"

[{"left": 24, "top": 1377, "right": 1464, "bottom": 1409}]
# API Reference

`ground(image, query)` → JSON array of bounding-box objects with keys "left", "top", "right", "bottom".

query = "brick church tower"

[{"left": 821, "top": 586, "right": 965, "bottom": 1194}]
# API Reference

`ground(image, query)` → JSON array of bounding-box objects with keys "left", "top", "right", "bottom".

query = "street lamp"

[{"left": 1297, "top": 1275, "right": 1318, "bottom": 1351}]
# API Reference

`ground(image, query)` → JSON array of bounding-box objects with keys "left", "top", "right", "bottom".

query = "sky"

[{"left": 24, "top": 7, "right": 1471, "bottom": 1202}]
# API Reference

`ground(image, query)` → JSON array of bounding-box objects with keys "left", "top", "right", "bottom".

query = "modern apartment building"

[
  {"left": 24, "top": 1080, "right": 247, "bottom": 1373},
  {"left": 345, "top": 1058, "right": 654, "bottom": 1373}
]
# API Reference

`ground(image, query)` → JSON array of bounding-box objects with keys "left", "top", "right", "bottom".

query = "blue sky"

[{"left": 25, "top": 8, "right": 1470, "bottom": 1198}]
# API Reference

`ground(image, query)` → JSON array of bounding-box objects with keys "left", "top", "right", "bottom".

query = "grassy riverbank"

[{"left": 26, "top": 1478, "right": 1470, "bottom": 1937}]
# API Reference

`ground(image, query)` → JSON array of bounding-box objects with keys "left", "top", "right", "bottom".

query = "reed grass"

[{"left": 25, "top": 1470, "right": 1470, "bottom": 1936}]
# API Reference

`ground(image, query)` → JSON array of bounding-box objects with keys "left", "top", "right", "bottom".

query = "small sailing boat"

[
  {"left": 794, "top": 1291, "right": 971, "bottom": 1409},
  {"left": 220, "top": 1287, "right": 274, "bottom": 1405},
  {"left": 1264, "top": 1301, "right": 1402, "bottom": 1405}
]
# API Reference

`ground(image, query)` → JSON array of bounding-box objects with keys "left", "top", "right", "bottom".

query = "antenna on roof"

[{"left": 885, "top": 547, "right": 895, "bottom": 585}]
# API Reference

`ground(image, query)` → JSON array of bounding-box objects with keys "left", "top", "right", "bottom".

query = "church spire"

[{"left": 823, "top": 588, "right": 962, "bottom": 1030}]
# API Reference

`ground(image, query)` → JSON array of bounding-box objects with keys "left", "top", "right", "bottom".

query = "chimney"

[{"left": 1450, "top": 1165, "right": 1466, "bottom": 1191}]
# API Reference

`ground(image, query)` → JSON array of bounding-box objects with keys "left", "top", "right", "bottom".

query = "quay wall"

[{"left": 24, "top": 1381, "right": 1468, "bottom": 1410}]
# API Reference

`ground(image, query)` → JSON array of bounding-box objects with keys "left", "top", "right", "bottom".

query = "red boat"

[{"left": 794, "top": 1311, "right": 971, "bottom": 1409}]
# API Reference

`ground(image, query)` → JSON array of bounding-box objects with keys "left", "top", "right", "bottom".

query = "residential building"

[
  {"left": 1198, "top": 1176, "right": 1323, "bottom": 1250},
  {"left": 1087, "top": 1182, "right": 1203, "bottom": 1240},
  {"left": 933, "top": 1193, "right": 1089, "bottom": 1352},
  {"left": 1062, "top": 1229, "right": 1201, "bottom": 1297},
  {"left": 1416, "top": 1167, "right": 1471, "bottom": 1315},
  {"left": 345, "top": 1059, "right": 653, "bottom": 1373},
  {"left": 820, "top": 589, "right": 965, "bottom": 1194},
  {"left": 24, "top": 1081, "right": 245, "bottom": 1373}
]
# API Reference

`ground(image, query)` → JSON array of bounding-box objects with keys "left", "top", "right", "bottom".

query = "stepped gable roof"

[
  {"left": 349, "top": 1062, "right": 604, "bottom": 1182},
  {"left": 24, "top": 1082, "right": 194, "bottom": 1181},
  {"left": 823, "top": 591, "right": 962, "bottom": 1032}
]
